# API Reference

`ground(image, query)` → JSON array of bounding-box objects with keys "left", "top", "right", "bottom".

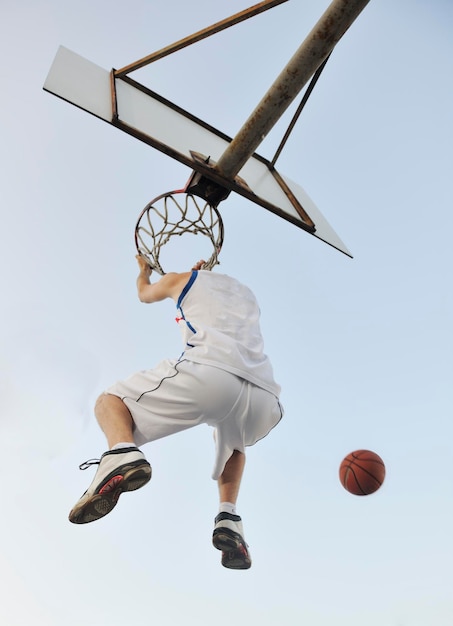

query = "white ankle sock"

[
  {"left": 111, "top": 442, "right": 136, "bottom": 451},
  {"left": 219, "top": 502, "right": 237, "bottom": 515}
]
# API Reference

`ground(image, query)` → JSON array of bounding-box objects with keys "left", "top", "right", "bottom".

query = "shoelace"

[{"left": 79, "top": 459, "right": 100, "bottom": 470}]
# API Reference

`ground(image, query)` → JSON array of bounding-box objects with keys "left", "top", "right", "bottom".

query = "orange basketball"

[{"left": 339, "top": 449, "right": 385, "bottom": 495}]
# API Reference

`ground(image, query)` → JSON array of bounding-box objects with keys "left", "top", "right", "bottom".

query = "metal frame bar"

[
  {"left": 114, "top": 0, "right": 288, "bottom": 77},
  {"left": 270, "top": 53, "right": 331, "bottom": 168}
]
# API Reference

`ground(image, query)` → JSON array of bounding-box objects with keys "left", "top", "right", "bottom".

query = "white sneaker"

[
  {"left": 68, "top": 447, "right": 151, "bottom": 524},
  {"left": 212, "top": 512, "right": 252, "bottom": 569}
]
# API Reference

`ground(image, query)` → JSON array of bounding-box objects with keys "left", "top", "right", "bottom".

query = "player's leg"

[
  {"left": 210, "top": 382, "right": 282, "bottom": 569},
  {"left": 213, "top": 450, "right": 251, "bottom": 570},
  {"left": 69, "top": 360, "right": 210, "bottom": 525},
  {"left": 94, "top": 392, "right": 135, "bottom": 448},
  {"left": 68, "top": 393, "right": 151, "bottom": 524},
  {"left": 217, "top": 448, "right": 245, "bottom": 505}
]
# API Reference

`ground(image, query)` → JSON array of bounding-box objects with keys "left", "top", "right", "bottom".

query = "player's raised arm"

[{"left": 135, "top": 255, "right": 191, "bottom": 303}]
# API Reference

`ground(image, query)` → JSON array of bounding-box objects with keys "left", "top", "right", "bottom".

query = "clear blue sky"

[{"left": 1, "top": 1, "right": 452, "bottom": 624}]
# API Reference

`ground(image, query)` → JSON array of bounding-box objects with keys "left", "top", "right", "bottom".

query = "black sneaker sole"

[
  {"left": 212, "top": 527, "right": 242, "bottom": 551},
  {"left": 69, "top": 462, "right": 152, "bottom": 524},
  {"left": 213, "top": 527, "right": 252, "bottom": 569},
  {"left": 221, "top": 546, "right": 252, "bottom": 570}
]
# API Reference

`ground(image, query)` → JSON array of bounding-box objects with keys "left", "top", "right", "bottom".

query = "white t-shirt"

[{"left": 175, "top": 270, "right": 280, "bottom": 396}]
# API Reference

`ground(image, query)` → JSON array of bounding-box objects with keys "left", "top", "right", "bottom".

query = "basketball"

[{"left": 339, "top": 449, "right": 386, "bottom": 495}]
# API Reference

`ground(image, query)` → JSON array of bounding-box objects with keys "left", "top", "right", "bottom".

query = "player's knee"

[{"left": 94, "top": 391, "right": 109, "bottom": 416}]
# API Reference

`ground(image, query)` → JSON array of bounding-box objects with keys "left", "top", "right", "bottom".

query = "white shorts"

[{"left": 106, "top": 358, "right": 283, "bottom": 479}]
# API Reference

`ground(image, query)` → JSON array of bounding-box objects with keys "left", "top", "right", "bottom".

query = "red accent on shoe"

[
  {"left": 99, "top": 475, "right": 123, "bottom": 494},
  {"left": 237, "top": 544, "right": 248, "bottom": 557}
]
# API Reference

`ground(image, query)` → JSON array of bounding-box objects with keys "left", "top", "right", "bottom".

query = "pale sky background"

[{"left": 1, "top": 1, "right": 452, "bottom": 624}]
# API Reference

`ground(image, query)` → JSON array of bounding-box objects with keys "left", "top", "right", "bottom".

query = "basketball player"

[{"left": 69, "top": 255, "right": 283, "bottom": 570}]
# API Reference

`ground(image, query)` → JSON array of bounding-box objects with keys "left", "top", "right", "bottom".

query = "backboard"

[{"left": 44, "top": 46, "right": 351, "bottom": 257}]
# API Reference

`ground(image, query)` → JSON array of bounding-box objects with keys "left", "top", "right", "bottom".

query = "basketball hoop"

[{"left": 135, "top": 191, "right": 224, "bottom": 275}]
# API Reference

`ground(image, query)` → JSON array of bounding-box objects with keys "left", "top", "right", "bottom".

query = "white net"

[{"left": 135, "top": 192, "right": 224, "bottom": 275}]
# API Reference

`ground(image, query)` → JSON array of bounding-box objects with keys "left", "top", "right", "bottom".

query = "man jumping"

[{"left": 69, "top": 256, "right": 283, "bottom": 570}]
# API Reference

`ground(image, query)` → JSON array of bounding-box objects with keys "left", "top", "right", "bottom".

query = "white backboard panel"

[{"left": 43, "top": 46, "right": 351, "bottom": 257}]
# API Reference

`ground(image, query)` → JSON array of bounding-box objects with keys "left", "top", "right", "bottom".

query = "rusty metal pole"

[{"left": 214, "top": 0, "right": 371, "bottom": 180}]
